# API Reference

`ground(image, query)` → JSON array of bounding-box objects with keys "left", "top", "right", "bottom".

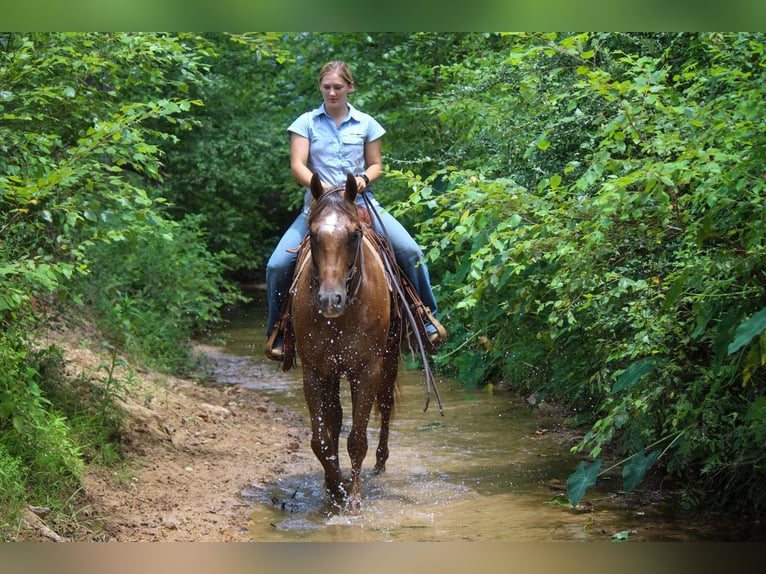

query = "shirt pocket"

[{"left": 341, "top": 132, "right": 365, "bottom": 147}]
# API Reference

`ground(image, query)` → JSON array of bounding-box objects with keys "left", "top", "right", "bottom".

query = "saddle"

[{"left": 265, "top": 220, "right": 445, "bottom": 371}]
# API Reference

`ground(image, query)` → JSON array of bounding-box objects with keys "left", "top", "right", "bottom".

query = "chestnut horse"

[{"left": 291, "top": 173, "right": 399, "bottom": 513}]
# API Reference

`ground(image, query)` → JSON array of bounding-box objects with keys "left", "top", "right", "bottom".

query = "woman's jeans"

[{"left": 265, "top": 193, "right": 438, "bottom": 337}]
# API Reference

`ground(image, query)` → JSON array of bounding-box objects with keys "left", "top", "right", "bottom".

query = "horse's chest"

[{"left": 297, "top": 318, "right": 387, "bottom": 366}]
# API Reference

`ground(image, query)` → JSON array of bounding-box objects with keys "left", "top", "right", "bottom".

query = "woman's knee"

[
  {"left": 267, "top": 252, "right": 296, "bottom": 277},
  {"left": 396, "top": 244, "right": 424, "bottom": 267}
]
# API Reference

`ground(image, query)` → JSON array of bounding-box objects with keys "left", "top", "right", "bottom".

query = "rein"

[{"left": 359, "top": 191, "right": 444, "bottom": 416}]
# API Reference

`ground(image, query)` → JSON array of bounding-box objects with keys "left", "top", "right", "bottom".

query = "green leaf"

[
  {"left": 728, "top": 307, "right": 766, "bottom": 354},
  {"left": 543, "top": 493, "right": 571, "bottom": 507},
  {"left": 745, "top": 396, "right": 766, "bottom": 422},
  {"left": 12, "top": 415, "right": 25, "bottom": 434},
  {"left": 622, "top": 449, "right": 660, "bottom": 495},
  {"left": 611, "top": 358, "right": 658, "bottom": 394},
  {"left": 566, "top": 459, "right": 602, "bottom": 506},
  {"left": 612, "top": 530, "right": 630, "bottom": 542},
  {"left": 661, "top": 270, "right": 689, "bottom": 311}
]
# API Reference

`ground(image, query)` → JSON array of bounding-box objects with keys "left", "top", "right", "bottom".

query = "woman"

[{"left": 265, "top": 60, "right": 445, "bottom": 359}]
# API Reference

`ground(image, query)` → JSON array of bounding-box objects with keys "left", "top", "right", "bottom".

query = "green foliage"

[
  {"left": 392, "top": 33, "right": 766, "bottom": 513},
  {"left": 566, "top": 459, "right": 602, "bottom": 507},
  {"left": 0, "top": 32, "right": 247, "bottom": 531},
  {"left": 79, "top": 214, "right": 243, "bottom": 372},
  {"left": 622, "top": 449, "right": 660, "bottom": 495},
  {"left": 0, "top": 444, "right": 27, "bottom": 523},
  {"left": 728, "top": 306, "right": 766, "bottom": 354},
  {"left": 0, "top": 332, "right": 84, "bottom": 509},
  {"left": 1, "top": 32, "right": 216, "bottom": 329},
  {"left": 34, "top": 343, "right": 128, "bottom": 468},
  {"left": 161, "top": 33, "right": 295, "bottom": 274}
]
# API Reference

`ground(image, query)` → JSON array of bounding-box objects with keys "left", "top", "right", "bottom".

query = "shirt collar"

[{"left": 316, "top": 102, "right": 361, "bottom": 123}]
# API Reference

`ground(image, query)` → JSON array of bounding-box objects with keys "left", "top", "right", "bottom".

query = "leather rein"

[{"left": 359, "top": 191, "right": 443, "bottom": 416}]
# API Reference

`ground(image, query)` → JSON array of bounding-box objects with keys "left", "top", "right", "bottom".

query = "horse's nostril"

[{"left": 318, "top": 290, "right": 344, "bottom": 314}]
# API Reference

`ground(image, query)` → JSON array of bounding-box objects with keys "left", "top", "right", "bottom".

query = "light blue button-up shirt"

[{"left": 287, "top": 102, "right": 385, "bottom": 202}]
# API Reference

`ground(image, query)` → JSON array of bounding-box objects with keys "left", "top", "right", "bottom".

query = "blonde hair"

[{"left": 318, "top": 60, "right": 354, "bottom": 87}]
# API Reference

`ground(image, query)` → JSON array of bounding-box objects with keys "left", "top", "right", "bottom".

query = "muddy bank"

[{"left": 24, "top": 325, "right": 310, "bottom": 542}]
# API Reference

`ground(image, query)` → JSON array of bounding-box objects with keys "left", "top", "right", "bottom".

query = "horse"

[{"left": 290, "top": 172, "right": 400, "bottom": 514}]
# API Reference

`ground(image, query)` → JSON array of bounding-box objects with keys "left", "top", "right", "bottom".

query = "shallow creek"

[{"left": 211, "top": 298, "right": 754, "bottom": 542}]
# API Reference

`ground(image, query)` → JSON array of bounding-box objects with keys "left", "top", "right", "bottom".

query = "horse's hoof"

[
  {"left": 346, "top": 497, "right": 362, "bottom": 515},
  {"left": 326, "top": 483, "right": 347, "bottom": 505},
  {"left": 373, "top": 463, "right": 386, "bottom": 475}
]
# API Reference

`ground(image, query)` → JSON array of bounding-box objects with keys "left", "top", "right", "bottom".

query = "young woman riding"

[{"left": 265, "top": 60, "right": 445, "bottom": 359}]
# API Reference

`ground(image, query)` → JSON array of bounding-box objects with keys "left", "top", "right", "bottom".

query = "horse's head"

[{"left": 307, "top": 173, "right": 363, "bottom": 318}]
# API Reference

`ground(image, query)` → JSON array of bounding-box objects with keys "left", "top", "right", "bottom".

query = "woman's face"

[{"left": 320, "top": 72, "right": 353, "bottom": 111}]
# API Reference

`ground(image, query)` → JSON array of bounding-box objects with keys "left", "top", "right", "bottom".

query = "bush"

[
  {"left": 79, "top": 213, "right": 244, "bottom": 373},
  {"left": 393, "top": 33, "right": 766, "bottom": 512},
  {"left": 0, "top": 332, "right": 84, "bottom": 511},
  {"left": 0, "top": 444, "right": 26, "bottom": 518}
]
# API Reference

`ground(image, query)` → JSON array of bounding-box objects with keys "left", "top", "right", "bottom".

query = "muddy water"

[{"left": 212, "top": 298, "right": 734, "bottom": 542}]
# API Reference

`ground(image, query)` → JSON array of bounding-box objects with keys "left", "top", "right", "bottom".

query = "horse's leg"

[
  {"left": 374, "top": 354, "right": 398, "bottom": 474},
  {"left": 346, "top": 377, "right": 378, "bottom": 514},
  {"left": 325, "top": 377, "right": 344, "bottom": 502},
  {"left": 373, "top": 381, "right": 395, "bottom": 475},
  {"left": 303, "top": 372, "right": 344, "bottom": 503}
]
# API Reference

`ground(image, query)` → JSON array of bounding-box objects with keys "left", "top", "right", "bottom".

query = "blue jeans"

[{"left": 265, "top": 193, "right": 438, "bottom": 336}]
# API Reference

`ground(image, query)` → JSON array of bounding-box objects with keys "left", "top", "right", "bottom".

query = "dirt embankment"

[{"left": 24, "top": 323, "right": 310, "bottom": 542}]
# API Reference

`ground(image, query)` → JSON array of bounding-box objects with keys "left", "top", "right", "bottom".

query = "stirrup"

[
  {"left": 264, "top": 329, "right": 284, "bottom": 361},
  {"left": 422, "top": 307, "right": 447, "bottom": 349},
  {"left": 427, "top": 326, "right": 443, "bottom": 346}
]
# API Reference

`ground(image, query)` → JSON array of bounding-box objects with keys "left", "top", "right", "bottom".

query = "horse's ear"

[
  {"left": 345, "top": 173, "right": 358, "bottom": 203},
  {"left": 310, "top": 173, "right": 323, "bottom": 200}
]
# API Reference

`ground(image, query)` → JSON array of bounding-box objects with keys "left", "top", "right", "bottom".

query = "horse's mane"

[{"left": 307, "top": 188, "right": 359, "bottom": 227}]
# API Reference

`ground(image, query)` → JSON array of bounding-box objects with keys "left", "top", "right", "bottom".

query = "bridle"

[{"left": 308, "top": 188, "right": 365, "bottom": 305}]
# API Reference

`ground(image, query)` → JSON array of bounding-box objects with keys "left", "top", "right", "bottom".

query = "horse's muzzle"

[{"left": 317, "top": 287, "right": 346, "bottom": 318}]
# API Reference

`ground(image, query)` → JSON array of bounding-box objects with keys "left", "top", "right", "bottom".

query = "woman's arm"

[
  {"left": 289, "top": 133, "right": 317, "bottom": 189},
  {"left": 357, "top": 137, "right": 383, "bottom": 191}
]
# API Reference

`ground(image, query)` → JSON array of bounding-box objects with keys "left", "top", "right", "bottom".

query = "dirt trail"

[{"left": 25, "top": 323, "right": 310, "bottom": 542}]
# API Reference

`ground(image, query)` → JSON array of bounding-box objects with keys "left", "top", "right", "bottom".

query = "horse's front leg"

[
  {"left": 303, "top": 373, "right": 344, "bottom": 503},
  {"left": 346, "top": 378, "right": 377, "bottom": 514}
]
